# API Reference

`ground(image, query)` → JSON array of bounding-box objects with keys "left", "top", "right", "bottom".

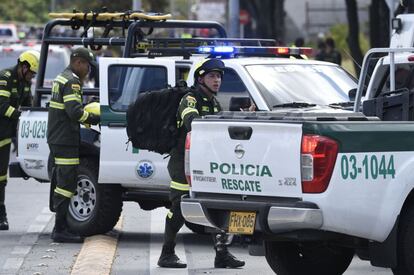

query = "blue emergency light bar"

[{"left": 197, "top": 45, "right": 313, "bottom": 57}]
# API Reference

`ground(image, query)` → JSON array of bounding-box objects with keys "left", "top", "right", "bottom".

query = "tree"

[
  {"left": 0, "top": 0, "right": 169, "bottom": 24},
  {"left": 57, "top": 0, "right": 168, "bottom": 13},
  {"left": 369, "top": 0, "right": 389, "bottom": 48},
  {"left": 0, "top": 0, "right": 49, "bottom": 23},
  {"left": 345, "top": 0, "right": 364, "bottom": 76},
  {"left": 241, "top": 0, "right": 285, "bottom": 42}
]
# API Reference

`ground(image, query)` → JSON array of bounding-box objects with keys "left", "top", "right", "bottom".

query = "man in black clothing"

[
  {"left": 158, "top": 58, "right": 245, "bottom": 269},
  {"left": 325, "top": 37, "right": 342, "bottom": 65},
  {"left": 0, "top": 50, "right": 39, "bottom": 230},
  {"left": 47, "top": 47, "right": 100, "bottom": 243}
]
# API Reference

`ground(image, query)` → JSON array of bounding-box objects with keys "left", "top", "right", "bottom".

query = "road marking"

[
  {"left": 2, "top": 207, "right": 52, "bottom": 273},
  {"left": 3, "top": 257, "right": 24, "bottom": 270},
  {"left": 27, "top": 224, "right": 48, "bottom": 233},
  {"left": 11, "top": 246, "right": 31, "bottom": 255},
  {"left": 70, "top": 216, "right": 123, "bottom": 275},
  {"left": 149, "top": 207, "right": 189, "bottom": 275}
]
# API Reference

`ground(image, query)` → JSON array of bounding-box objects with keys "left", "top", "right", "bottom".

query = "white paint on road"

[
  {"left": 2, "top": 257, "right": 24, "bottom": 270},
  {"left": 149, "top": 207, "right": 189, "bottom": 275},
  {"left": 1, "top": 207, "right": 52, "bottom": 273},
  {"left": 11, "top": 246, "right": 31, "bottom": 255}
]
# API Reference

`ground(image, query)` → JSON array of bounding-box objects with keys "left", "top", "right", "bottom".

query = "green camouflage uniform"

[{"left": 163, "top": 86, "right": 221, "bottom": 247}]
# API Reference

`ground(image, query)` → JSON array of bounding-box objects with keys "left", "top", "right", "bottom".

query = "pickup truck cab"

[
  {"left": 181, "top": 14, "right": 414, "bottom": 275},
  {"left": 9, "top": 13, "right": 357, "bottom": 237}
]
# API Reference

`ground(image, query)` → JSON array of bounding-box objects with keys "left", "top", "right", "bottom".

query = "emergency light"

[{"left": 197, "top": 46, "right": 313, "bottom": 57}]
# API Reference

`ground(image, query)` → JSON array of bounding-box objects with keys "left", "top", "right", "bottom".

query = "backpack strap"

[
  {"left": 176, "top": 87, "right": 204, "bottom": 128},
  {"left": 188, "top": 88, "right": 204, "bottom": 115}
]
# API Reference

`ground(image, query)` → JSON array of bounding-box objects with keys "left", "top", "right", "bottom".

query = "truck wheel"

[
  {"left": 264, "top": 241, "right": 354, "bottom": 275},
  {"left": 393, "top": 201, "right": 414, "bottom": 275},
  {"left": 185, "top": 221, "right": 207, "bottom": 235},
  {"left": 66, "top": 159, "right": 123, "bottom": 236}
]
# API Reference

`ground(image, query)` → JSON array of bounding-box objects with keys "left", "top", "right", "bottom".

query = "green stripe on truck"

[
  {"left": 100, "top": 105, "right": 126, "bottom": 126},
  {"left": 302, "top": 121, "right": 414, "bottom": 153}
]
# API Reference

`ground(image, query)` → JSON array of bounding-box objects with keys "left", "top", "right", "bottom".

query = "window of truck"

[
  {"left": 217, "top": 68, "right": 249, "bottom": 110},
  {"left": 377, "top": 64, "right": 414, "bottom": 96},
  {"left": 245, "top": 64, "right": 356, "bottom": 107},
  {"left": 108, "top": 65, "right": 168, "bottom": 111}
]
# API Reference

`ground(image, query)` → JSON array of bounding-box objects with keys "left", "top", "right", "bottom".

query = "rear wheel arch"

[{"left": 392, "top": 189, "right": 414, "bottom": 274}]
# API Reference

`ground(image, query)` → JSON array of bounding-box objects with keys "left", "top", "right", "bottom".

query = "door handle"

[
  {"left": 108, "top": 122, "right": 127, "bottom": 127},
  {"left": 228, "top": 126, "right": 252, "bottom": 140}
]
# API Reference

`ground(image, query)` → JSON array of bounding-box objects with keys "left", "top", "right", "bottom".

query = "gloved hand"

[
  {"left": 88, "top": 113, "right": 100, "bottom": 125},
  {"left": 11, "top": 110, "right": 21, "bottom": 120}
]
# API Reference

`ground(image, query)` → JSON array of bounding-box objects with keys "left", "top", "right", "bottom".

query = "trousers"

[
  {"left": 0, "top": 140, "right": 11, "bottom": 205},
  {"left": 48, "top": 144, "right": 79, "bottom": 226}
]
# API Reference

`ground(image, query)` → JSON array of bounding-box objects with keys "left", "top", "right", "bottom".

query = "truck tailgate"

[
  {"left": 17, "top": 109, "right": 49, "bottom": 181},
  {"left": 189, "top": 120, "right": 303, "bottom": 197}
]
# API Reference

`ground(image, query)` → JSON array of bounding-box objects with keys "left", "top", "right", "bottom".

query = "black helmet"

[{"left": 193, "top": 58, "right": 225, "bottom": 81}]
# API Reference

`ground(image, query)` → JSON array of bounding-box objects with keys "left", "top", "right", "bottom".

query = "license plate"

[{"left": 228, "top": 211, "right": 256, "bottom": 235}]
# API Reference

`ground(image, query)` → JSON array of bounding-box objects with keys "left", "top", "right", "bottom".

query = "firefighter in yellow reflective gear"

[
  {"left": 158, "top": 58, "right": 245, "bottom": 268},
  {"left": 0, "top": 50, "right": 40, "bottom": 230},
  {"left": 47, "top": 48, "right": 100, "bottom": 243}
]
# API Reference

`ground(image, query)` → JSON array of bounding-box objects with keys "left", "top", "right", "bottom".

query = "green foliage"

[
  {"left": 0, "top": 0, "right": 169, "bottom": 24},
  {"left": 328, "top": 23, "right": 370, "bottom": 77},
  {"left": 57, "top": 0, "right": 167, "bottom": 13},
  {"left": 329, "top": 23, "right": 370, "bottom": 56},
  {"left": 0, "top": 0, "right": 49, "bottom": 23}
]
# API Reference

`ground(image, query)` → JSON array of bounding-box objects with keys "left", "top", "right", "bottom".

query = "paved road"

[{"left": 0, "top": 178, "right": 393, "bottom": 275}]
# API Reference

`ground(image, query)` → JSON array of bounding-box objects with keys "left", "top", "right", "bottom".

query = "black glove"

[
  {"left": 88, "top": 113, "right": 100, "bottom": 125},
  {"left": 11, "top": 109, "right": 21, "bottom": 120}
]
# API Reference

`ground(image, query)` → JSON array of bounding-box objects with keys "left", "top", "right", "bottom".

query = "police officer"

[
  {"left": 158, "top": 58, "right": 245, "bottom": 268},
  {"left": 47, "top": 47, "right": 100, "bottom": 242},
  {"left": 0, "top": 50, "right": 40, "bottom": 230}
]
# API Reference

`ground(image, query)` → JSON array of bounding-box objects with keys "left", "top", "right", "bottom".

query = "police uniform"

[
  {"left": 158, "top": 58, "right": 244, "bottom": 269},
  {"left": 0, "top": 66, "right": 32, "bottom": 229},
  {"left": 163, "top": 86, "right": 221, "bottom": 251},
  {"left": 47, "top": 65, "right": 99, "bottom": 236}
]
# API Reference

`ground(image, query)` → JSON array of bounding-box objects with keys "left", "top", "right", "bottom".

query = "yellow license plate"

[{"left": 228, "top": 211, "right": 256, "bottom": 235}]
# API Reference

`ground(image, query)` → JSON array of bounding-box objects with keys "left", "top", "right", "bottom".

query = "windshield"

[{"left": 245, "top": 64, "right": 356, "bottom": 108}]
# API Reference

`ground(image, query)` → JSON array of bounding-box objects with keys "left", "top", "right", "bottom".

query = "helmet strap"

[{"left": 200, "top": 81, "right": 217, "bottom": 95}]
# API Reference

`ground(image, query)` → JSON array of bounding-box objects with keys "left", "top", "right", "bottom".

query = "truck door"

[{"left": 99, "top": 57, "right": 176, "bottom": 187}]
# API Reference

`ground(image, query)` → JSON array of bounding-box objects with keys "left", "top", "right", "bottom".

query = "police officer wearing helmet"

[
  {"left": 47, "top": 47, "right": 100, "bottom": 243},
  {"left": 158, "top": 58, "right": 245, "bottom": 269},
  {"left": 0, "top": 49, "right": 40, "bottom": 230}
]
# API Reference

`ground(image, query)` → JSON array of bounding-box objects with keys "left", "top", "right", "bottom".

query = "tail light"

[
  {"left": 301, "top": 135, "right": 338, "bottom": 193},
  {"left": 184, "top": 132, "right": 191, "bottom": 186}
]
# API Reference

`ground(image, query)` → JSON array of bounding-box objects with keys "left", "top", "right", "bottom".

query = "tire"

[
  {"left": 185, "top": 221, "right": 207, "bottom": 235},
  {"left": 66, "top": 159, "right": 123, "bottom": 236},
  {"left": 264, "top": 241, "right": 354, "bottom": 275},
  {"left": 392, "top": 201, "right": 414, "bottom": 275}
]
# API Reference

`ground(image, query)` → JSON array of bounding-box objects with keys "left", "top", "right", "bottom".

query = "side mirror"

[
  {"left": 229, "top": 97, "right": 251, "bottom": 111},
  {"left": 348, "top": 88, "right": 357, "bottom": 101}
]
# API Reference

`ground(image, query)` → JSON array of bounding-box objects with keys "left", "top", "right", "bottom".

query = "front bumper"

[{"left": 181, "top": 195, "right": 323, "bottom": 234}]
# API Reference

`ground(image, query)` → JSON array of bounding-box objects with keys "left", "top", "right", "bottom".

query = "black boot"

[
  {"left": 157, "top": 244, "right": 187, "bottom": 268},
  {"left": 0, "top": 205, "right": 9, "bottom": 231},
  {"left": 213, "top": 233, "right": 245, "bottom": 268},
  {"left": 51, "top": 228, "right": 84, "bottom": 243},
  {"left": 214, "top": 250, "right": 245, "bottom": 268},
  {"left": 51, "top": 202, "right": 83, "bottom": 243}
]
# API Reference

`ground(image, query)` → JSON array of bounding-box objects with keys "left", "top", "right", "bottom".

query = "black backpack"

[{"left": 126, "top": 80, "right": 192, "bottom": 155}]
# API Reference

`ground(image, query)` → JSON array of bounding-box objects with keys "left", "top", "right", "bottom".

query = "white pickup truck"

[
  {"left": 9, "top": 16, "right": 357, "bottom": 237},
  {"left": 181, "top": 14, "right": 414, "bottom": 275}
]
